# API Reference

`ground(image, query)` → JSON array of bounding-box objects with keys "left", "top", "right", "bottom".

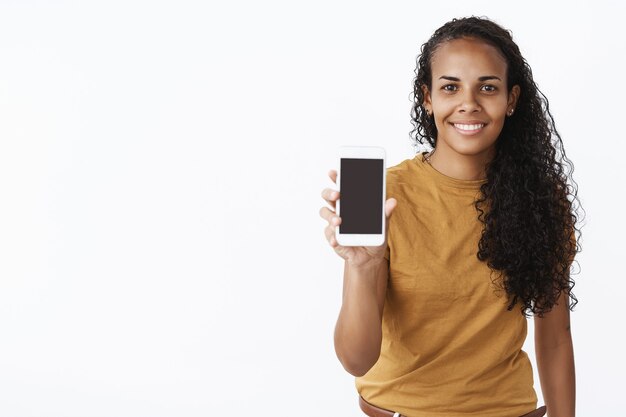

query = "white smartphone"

[{"left": 335, "top": 146, "right": 386, "bottom": 247}]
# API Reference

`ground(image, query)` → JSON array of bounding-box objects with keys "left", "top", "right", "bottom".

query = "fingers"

[
  {"left": 323, "top": 216, "right": 342, "bottom": 247},
  {"left": 321, "top": 170, "right": 339, "bottom": 209},
  {"left": 321, "top": 169, "right": 341, "bottom": 249},
  {"left": 321, "top": 188, "right": 339, "bottom": 202},
  {"left": 321, "top": 187, "right": 340, "bottom": 209},
  {"left": 324, "top": 224, "right": 338, "bottom": 247},
  {"left": 328, "top": 169, "right": 337, "bottom": 184},
  {"left": 319, "top": 204, "right": 342, "bottom": 248},
  {"left": 319, "top": 206, "right": 342, "bottom": 226}
]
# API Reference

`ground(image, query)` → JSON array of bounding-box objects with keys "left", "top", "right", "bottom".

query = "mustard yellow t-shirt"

[{"left": 356, "top": 152, "right": 538, "bottom": 417}]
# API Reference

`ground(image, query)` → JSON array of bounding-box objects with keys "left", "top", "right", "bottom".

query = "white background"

[{"left": 0, "top": 1, "right": 623, "bottom": 416}]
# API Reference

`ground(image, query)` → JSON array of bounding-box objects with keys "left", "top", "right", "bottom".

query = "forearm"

[
  {"left": 535, "top": 337, "right": 576, "bottom": 417},
  {"left": 334, "top": 261, "right": 386, "bottom": 377}
]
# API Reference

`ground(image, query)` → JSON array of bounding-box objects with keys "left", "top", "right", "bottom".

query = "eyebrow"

[{"left": 438, "top": 75, "right": 502, "bottom": 82}]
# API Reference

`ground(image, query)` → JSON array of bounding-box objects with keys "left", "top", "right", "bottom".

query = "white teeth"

[{"left": 454, "top": 123, "right": 484, "bottom": 131}]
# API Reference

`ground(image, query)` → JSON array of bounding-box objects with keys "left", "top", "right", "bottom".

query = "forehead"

[{"left": 430, "top": 37, "right": 508, "bottom": 80}]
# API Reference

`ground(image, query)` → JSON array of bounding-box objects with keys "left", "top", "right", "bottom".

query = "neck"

[{"left": 428, "top": 146, "right": 495, "bottom": 181}]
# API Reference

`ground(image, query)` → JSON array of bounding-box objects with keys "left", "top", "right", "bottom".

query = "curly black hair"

[{"left": 409, "top": 16, "right": 584, "bottom": 318}]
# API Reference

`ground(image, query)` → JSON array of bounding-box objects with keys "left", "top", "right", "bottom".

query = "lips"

[{"left": 451, "top": 122, "right": 486, "bottom": 135}]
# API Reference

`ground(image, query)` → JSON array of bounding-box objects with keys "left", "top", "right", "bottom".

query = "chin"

[{"left": 447, "top": 140, "right": 497, "bottom": 157}]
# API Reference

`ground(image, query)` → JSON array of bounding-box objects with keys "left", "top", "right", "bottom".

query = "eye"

[
  {"left": 481, "top": 84, "right": 497, "bottom": 92},
  {"left": 442, "top": 84, "right": 458, "bottom": 92}
]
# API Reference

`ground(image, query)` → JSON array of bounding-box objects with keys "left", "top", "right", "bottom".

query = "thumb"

[{"left": 385, "top": 198, "right": 397, "bottom": 218}]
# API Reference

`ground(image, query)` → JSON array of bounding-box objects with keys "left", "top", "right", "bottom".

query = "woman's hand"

[{"left": 319, "top": 169, "right": 397, "bottom": 268}]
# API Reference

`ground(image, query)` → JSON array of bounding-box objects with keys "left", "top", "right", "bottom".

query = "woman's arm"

[
  {"left": 534, "top": 291, "right": 576, "bottom": 417},
  {"left": 334, "top": 259, "right": 388, "bottom": 377}
]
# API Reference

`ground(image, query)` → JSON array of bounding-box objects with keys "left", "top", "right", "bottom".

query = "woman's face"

[{"left": 422, "top": 37, "right": 520, "bottom": 159}]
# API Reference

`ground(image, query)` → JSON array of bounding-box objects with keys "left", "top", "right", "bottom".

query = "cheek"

[
  {"left": 434, "top": 114, "right": 448, "bottom": 129},
  {"left": 488, "top": 116, "right": 507, "bottom": 138},
  {"left": 485, "top": 102, "right": 508, "bottom": 124}
]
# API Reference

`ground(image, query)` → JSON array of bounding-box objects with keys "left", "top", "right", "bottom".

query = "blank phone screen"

[{"left": 339, "top": 158, "right": 384, "bottom": 234}]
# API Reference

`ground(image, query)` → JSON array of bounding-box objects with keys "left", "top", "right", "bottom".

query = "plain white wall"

[{"left": 0, "top": 1, "right": 623, "bottom": 415}]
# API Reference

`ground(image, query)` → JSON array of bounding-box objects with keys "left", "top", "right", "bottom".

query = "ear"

[
  {"left": 421, "top": 84, "right": 432, "bottom": 112},
  {"left": 508, "top": 84, "right": 521, "bottom": 110}
]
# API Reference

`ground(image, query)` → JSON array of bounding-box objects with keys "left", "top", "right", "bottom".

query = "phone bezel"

[{"left": 335, "top": 146, "right": 386, "bottom": 247}]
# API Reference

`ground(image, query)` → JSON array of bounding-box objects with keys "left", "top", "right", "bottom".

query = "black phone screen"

[{"left": 339, "top": 158, "right": 384, "bottom": 234}]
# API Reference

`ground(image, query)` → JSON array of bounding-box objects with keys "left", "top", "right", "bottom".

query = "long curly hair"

[{"left": 409, "top": 16, "right": 583, "bottom": 317}]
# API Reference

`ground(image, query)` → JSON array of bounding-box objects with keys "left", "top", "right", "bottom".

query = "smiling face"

[{"left": 422, "top": 37, "right": 520, "bottom": 161}]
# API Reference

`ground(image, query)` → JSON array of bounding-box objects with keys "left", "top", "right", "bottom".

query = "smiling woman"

[
  {"left": 422, "top": 37, "right": 520, "bottom": 180},
  {"left": 320, "top": 15, "right": 582, "bottom": 417}
]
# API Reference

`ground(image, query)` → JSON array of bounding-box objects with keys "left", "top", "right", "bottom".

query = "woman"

[{"left": 319, "top": 16, "right": 581, "bottom": 417}]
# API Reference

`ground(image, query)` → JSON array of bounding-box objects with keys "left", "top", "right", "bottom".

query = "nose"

[{"left": 458, "top": 89, "right": 481, "bottom": 113}]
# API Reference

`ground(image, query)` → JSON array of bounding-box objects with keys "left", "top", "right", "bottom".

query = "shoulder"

[
  {"left": 384, "top": 156, "right": 424, "bottom": 203},
  {"left": 387, "top": 157, "right": 417, "bottom": 179},
  {"left": 386, "top": 155, "right": 423, "bottom": 188}
]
